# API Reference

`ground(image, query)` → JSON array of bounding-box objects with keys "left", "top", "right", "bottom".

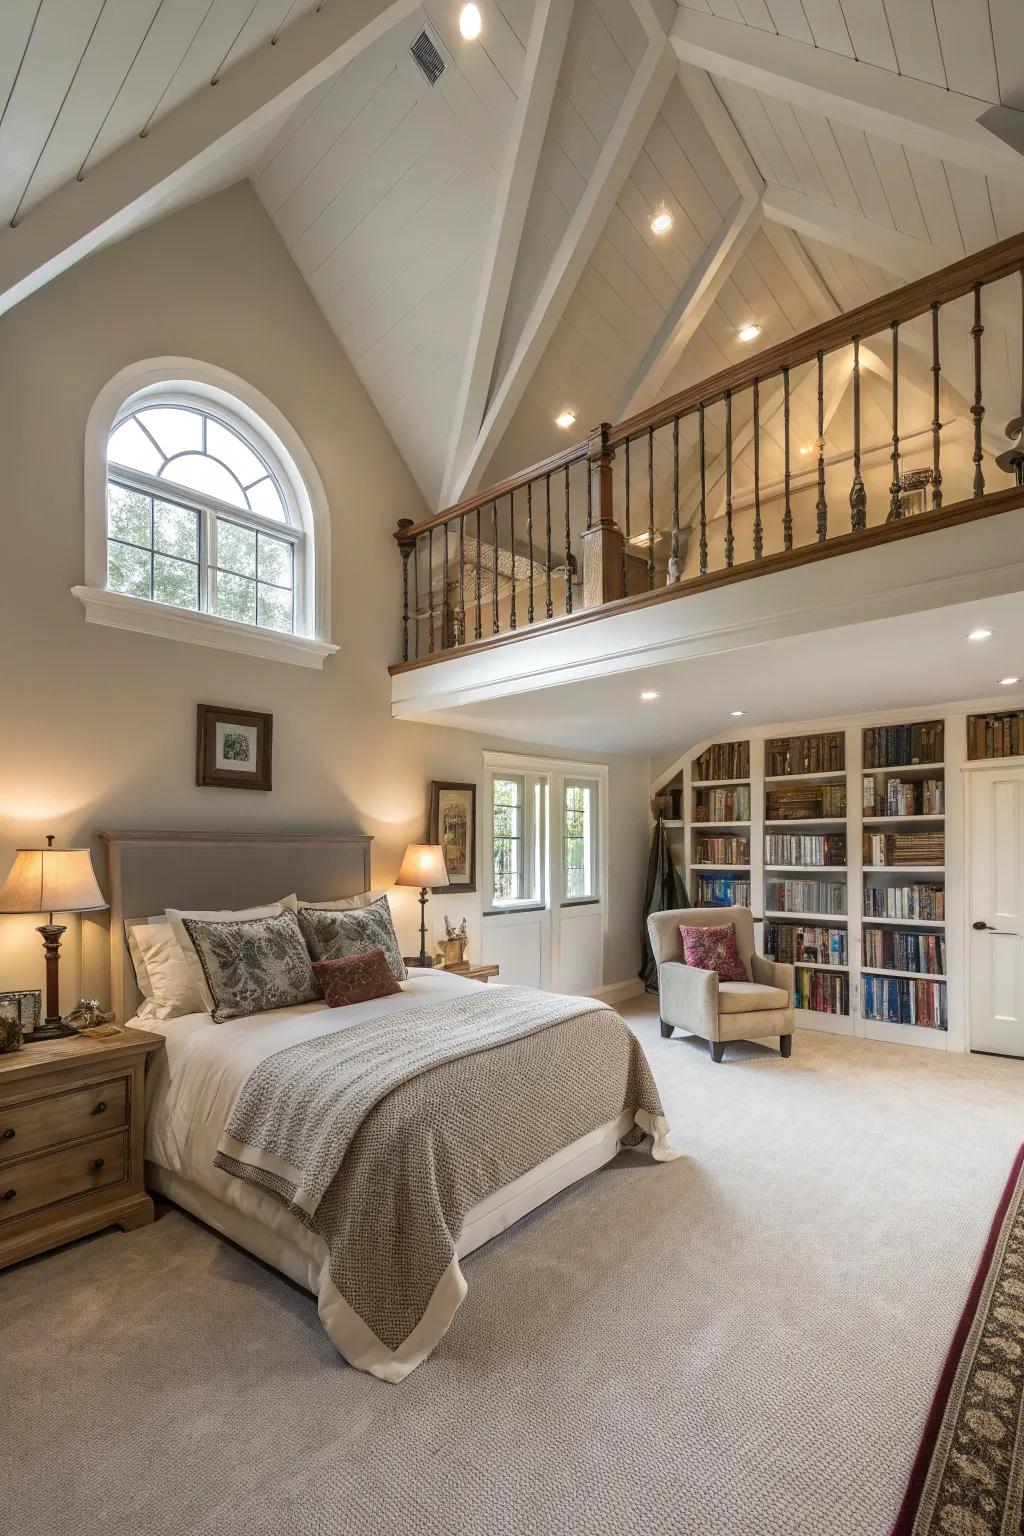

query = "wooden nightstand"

[
  {"left": 0, "top": 1027, "right": 163, "bottom": 1270},
  {"left": 454, "top": 963, "right": 500, "bottom": 983}
]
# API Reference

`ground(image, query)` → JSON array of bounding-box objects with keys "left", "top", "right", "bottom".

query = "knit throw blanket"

[{"left": 214, "top": 986, "right": 676, "bottom": 1380}]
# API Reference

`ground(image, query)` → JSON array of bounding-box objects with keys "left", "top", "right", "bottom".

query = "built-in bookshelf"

[
  {"left": 762, "top": 731, "right": 850, "bottom": 1027},
  {"left": 967, "top": 711, "right": 1024, "bottom": 759},
  {"left": 860, "top": 719, "right": 948, "bottom": 1038},
  {"left": 691, "top": 740, "right": 750, "bottom": 908}
]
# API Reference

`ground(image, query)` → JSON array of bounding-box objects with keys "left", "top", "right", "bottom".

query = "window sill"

[{"left": 71, "top": 586, "right": 338, "bottom": 670}]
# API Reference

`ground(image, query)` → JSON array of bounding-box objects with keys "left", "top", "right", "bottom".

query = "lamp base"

[{"left": 29, "top": 1019, "right": 78, "bottom": 1042}]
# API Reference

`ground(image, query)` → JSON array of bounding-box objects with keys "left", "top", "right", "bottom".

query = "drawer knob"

[
  {"left": 92, "top": 1158, "right": 105, "bottom": 1171},
  {"left": 92, "top": 1101, "right": 107, "bottom": 1115},
  {"left": 2, "top": 1189, "right": 14, "bottom": 1201},
  {"left": 1, "top": 1128, "right": 13, "bottom": 1140}
]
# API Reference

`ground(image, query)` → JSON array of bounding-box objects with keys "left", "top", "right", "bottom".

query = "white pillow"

[
  {"left": 127, "top": 923, "right": 203, "bottom": 1021},
  {"left": 166, "top": 904, "right": 285, "bottom": 1015},
  {"left": 279, "top": 891, "right": 386, "bottom": 910}
]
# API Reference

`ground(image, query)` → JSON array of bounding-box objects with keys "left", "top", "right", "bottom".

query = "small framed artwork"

[
  {"left": 196, "top": 704, "right": 273, "bottom": 791},
  {"left": 429, "top": 781, "right": 476, "bottom": 893},
  {"left": 0, "top": 989, "right": 41, "bottom": 1036}
]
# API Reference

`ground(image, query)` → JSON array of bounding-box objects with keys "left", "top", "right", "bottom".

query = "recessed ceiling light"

[
  {"left": 737, "top": 323, "right": 761, "bottom": 343},
  {"left": 730, "top": 709, "right": 746, "bottom": 717},
  {"left": 650, "top": 208, "right": 673, "bottom": 235},
  {"left": 459, "top": 4, "right": 482, "bottom": 39},
  {"left": 554, "top": 409, "right": 576, "bottom": 430},
  {"left": 640, "top": 691, "right": 660, "bottom": 701},
  {"left": 999, "top": 676, "right": 1020, "bottom": 686},
  {"left": 967, "top": 628, "right": 993, "bottom": 641}
]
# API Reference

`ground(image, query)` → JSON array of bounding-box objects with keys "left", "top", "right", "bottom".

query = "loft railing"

[{"left": 391, "top": 231, "right": 1024, "bottom": 671}]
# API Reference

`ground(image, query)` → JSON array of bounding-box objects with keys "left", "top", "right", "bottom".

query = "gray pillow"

[
  {"left": 180, "top": 908, "right": 320, "bottom": 1023},
  {"left": 296, "top": 897, "right": 407, "bottom": 983}
]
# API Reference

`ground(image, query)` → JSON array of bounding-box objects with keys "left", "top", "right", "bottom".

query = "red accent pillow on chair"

[
  {"left": 313, "top": 948, "right": 402, "bottom": 1007},
  {"left": 679, "top": 923, "right": 750, "bottom": 982}
]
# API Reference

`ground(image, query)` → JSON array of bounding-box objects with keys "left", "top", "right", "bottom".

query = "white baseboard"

[{"left": 589, "top": 978, "right": 646, "bottom": 1004}]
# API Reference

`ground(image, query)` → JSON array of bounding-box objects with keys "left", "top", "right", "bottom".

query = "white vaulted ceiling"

[{"left": 1, "top": 0, "right": 1022, "bottom": 515}]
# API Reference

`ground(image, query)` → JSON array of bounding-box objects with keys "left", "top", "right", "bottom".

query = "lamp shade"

[
  {"left": 0, "top": 846, "right": 107, "bottom": 915},
  {"left": 395, "top": 843, "right": 449, "bottom": 889}
]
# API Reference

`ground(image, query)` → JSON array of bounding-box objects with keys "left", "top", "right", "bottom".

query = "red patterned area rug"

[{"left": 892, "top": 1144, "right": 1024, "bottom": 1536}]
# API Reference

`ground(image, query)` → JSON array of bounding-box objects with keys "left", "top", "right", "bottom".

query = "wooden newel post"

[
  {"left": 580, "top": 422, "right": 624, "bottom": 607},
  {"left": 396, "top": 518, "right": 416, "bottom": 662}
]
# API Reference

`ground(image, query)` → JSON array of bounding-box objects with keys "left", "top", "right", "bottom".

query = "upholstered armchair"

[{"left": 646, "top": 906, "right": 795, "bottom": 1063}]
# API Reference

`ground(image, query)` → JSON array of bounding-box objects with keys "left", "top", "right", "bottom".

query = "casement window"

[
  {"left": 489, "top": 772, "right": 547, "bottom": 908},
  {"left": 562, "top": 778, "right": 599, "bottom": 902},
  {"left": 74, "top": 362, "right": 336, "bottom": 669}
]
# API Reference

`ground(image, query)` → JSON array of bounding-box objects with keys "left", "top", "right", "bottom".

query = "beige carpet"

[{"left": 4, "top": 1004, "right": 1024, "bottom": 1536}]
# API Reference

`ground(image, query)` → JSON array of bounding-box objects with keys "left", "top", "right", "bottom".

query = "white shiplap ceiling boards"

[{"left": 1, "top": 0, "right": 1022, "bottom": 514}]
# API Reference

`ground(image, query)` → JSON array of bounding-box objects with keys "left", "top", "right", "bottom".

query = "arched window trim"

[{"left": 73, "top": 358, "right": 337, "bottom": 670}]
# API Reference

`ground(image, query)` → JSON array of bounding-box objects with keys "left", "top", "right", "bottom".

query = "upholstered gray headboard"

[{"left": 100, "top": 830, "right": 373, "bottom": 1021}]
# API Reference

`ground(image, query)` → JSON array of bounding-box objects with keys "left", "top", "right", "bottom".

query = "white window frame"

[
  {"left": 486, "top": 769, "right": 548, "bottom": 911},
  {"left": 73, "top": 358, "right": 337, "bottom": 669},
  {"left": 483, "top": 753, "right": 608, "bottom": 917},
  {"left": 561, "top": 776, "right": 600, "bottom": 905}
]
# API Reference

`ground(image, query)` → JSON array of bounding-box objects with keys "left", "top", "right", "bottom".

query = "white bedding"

[{"left": 142, "top": 970, "right": 631, "bottom": 1372}]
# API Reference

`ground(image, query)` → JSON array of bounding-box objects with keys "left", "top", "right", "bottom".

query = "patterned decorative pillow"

[
  {"left": 296, "top": 897, "right": 407, "bottom": 983},
  {"left": 680, "top": 923, "right": 749, "bottom": 982},
  {"left": 179, "top": 909, "right": 320, "bottom": 1023},
  {"left": 312, "top": 949, "right": 402, "bottom": 1008}
]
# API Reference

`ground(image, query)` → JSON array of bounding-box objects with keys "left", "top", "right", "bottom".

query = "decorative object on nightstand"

[
  {"left": 0, "top": 990, "right": 40, "bottom": 1040},
  {"left": 435, "top": 915, "right": 468, "bottom": 969},
  {"left": 0, "top": 838, "right": 108, "bottom": 1040},
  {"left": 396, "top": 844, "right": 449, "bottom": 969},
  {"left": 0, "top": 1007, "right": 23, "bottom": 1053},
  {"left": 0, "top": 1026, "right": 163, "bottom": 1270}
]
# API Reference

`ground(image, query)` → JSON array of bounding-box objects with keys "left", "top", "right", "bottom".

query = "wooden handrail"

[{"left": 393, "top": 441, "right": 588, "bottom": 544}]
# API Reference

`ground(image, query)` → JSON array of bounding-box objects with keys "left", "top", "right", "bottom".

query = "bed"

[{"left": 103, "top": 832, "right": 675, "bottom": 1381}]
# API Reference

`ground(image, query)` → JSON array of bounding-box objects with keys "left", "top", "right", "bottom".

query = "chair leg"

[
  {"left": 660, "top": 1020, "right": 674, "bottom": 1039},
  {"left": 709, "top": 1040, "right": 725, "bottom": 1063},
  {"left": 779, "top": 1034, "right": 793, "bottom": 1058}
]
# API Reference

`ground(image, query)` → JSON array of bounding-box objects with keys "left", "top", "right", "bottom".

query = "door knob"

[{"left": 973, "top": 920, "right": 995, "bottom": 930}]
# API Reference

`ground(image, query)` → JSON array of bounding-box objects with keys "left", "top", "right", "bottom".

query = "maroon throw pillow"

[
  {"left": 313, "top": 948, "right": 402, "bottom": 1007},
  {"left": 680, "top": 923, "right": 749, "bottom": 982}
]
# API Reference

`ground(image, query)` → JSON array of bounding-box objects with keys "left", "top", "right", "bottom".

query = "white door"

[{"left": 968, "top": 765, "right": 1024, "bottom": 1056}]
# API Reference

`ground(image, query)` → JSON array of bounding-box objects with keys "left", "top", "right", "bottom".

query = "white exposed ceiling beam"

[
  {"left": 449, "top": 40, "right": 677, "bottom": 502},
  {"left": 0, "top": 0, "right": 418, "bottom": 316},
  {"left": 670, "top": 9, "right": 1024, "bottom": 185},
  {"left": 440, "top": 0, "right": 575, "bottom": 507},
  {"left": 616, "top": 194, "right": 761, "bottom": 420},
  {"left": 763, "top": 185, "right": 954, "bottom": 282}
]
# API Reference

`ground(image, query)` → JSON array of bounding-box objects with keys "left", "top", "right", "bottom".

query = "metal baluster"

[
  {"left": 669, "top": 415, "right": 681, "bottom": 582},
  {"left": 624, "top": 435, "right": 631, "bottom": 580},
  {"left": 491, "top": 502, "right": 499, "bottom": 636},
  {"left": 526, "top": 481, "right": 534, "bottom": 625},
  {"left": 564, "top": 465, "right": 573, "bottom": 616},
  {"left": 931, "top": 302, "right": 943, "bottom": 509},
  {"left": 586, "top": 450, "right": 593, "bottom": 529},
  {"left": 475, "top": 506, "right": 482, "bottom": 640},
  {"left": 545, "top": 474, "right": 553, "bottom": 619},
  {"left": 698, "top": 403, "right": 708, "bottom": 576},
  {"left": 724, "top": 390, "right": 734, "bottom": 568},
  {"left": 792, "top": 362, "right": 798, "bottom": 549},
  {"left": 458, "top": 513, "right": 465, "bottom": 643},
  {"left": 414, "top": 531, "right": 420, "bottom": 658},
  {"left": 752, "top": 379, "right": 763, "bottom": 560},
  {"left": 815, "top": 350, "right": 827, "bottom": 541},
  {"left": 647, "top": 427, "right": 655, "bottom": 589},
  {"left": 508, "top": 493, "right": 517, "bottom": 631},
  {"left": 442, "top": 516, "right": 450, "bottom": 644},
  {"left": 397, "top": 519, "right": 413, "bottom": 662},
  {"left": 971, "top": 282, "right": 985, "bottom": 497},
  {"left": 850, "top": 336, "right": 867, "bottom": 531},
  {"left": 888, "top": 321, "right": 902, "bottom": 521},
  {"left": 428, "top": 526, "right": 435, "bottom": 652}
]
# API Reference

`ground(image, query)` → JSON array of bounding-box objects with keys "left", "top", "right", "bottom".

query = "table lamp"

[
  {"left": 0, "top": 836, "right": 108, "bottom": 1039},
  {"left": 395, "top": 844, "right": 449, "bottom": 969}
]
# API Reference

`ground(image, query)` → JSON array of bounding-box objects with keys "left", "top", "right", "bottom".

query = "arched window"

[
  {"left": 107, "top": 398, "right": 301, "bottom": 633},
  {"left": 75, "top": 361, "right": 335, "bottom": 668}
]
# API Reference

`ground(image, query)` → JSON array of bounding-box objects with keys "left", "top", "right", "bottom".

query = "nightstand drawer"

[
  {"left": 0, "top": 1131, "right": 127, "bottom": 1224},
  {"left": 0, "top": 1075, "right": 128, "bottom": 1162}
]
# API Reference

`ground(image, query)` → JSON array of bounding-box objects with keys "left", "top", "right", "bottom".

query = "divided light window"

[
  {"left": 563, "top": 779, "right": 598, "bottom": 901},
  {"left": 490, "top": 773, "right": 545, "bottom": 908},
  {"left": 105, "top": 402, "right": 300, "bottom": 634}
]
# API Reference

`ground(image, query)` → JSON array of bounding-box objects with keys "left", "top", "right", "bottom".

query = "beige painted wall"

[{"left": 0, "top": 183, "right": 650, "bottom": 1010}]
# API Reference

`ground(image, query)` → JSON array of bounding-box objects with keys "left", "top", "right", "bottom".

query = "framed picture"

[
  {"left": 429, "top": 782, "right": 476, "bottom": 893},
  {"left": 196, "top": 704, "right": 273, "bottom": 791},
  {"left": 0, "top": 989, "right": 41, "bottom": 1036}
]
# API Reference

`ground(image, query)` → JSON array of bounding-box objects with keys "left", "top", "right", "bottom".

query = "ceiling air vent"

[{"left": 410, "top": 29, "right": 446, "bottom": 87}]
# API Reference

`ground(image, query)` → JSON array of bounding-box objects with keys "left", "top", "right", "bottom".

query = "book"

[
  {"left": 765, "top": 879, "right": 847, "bottom": 914},
  {"left": 862, "top": 928, "right": 945, "bottom": 974},
  {"left": 765, "top": 833, "right": 846, "bottom": 867},
  {"left": 863, "top": 831, "right": 944, "bottom": 866},
  {"left": 765, "top": 922, "right": 848, "bottom": 965},
  {"left": 967, "top": 711, "right": 1024, "bottom": 760},
  {"left": 863, "top": 883, "right": 944, "bottom": 920},
  {"left": 696, "top": 875, "right": 751, "bottom": 907},
  {"left": 862, "top": 721, "right": 943, "bottom": 768},
  {"left": 765, "top": 732, "right": 845, "bottom": 776},
  {"left": 693, "top": 784, "right": 751, "bottom": 823},
  {"left": 693, "top": 741, "right": 750, "bottom": 782},
  {"left": 694, "top": 834, "right": 749, "bottom": 864}
]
